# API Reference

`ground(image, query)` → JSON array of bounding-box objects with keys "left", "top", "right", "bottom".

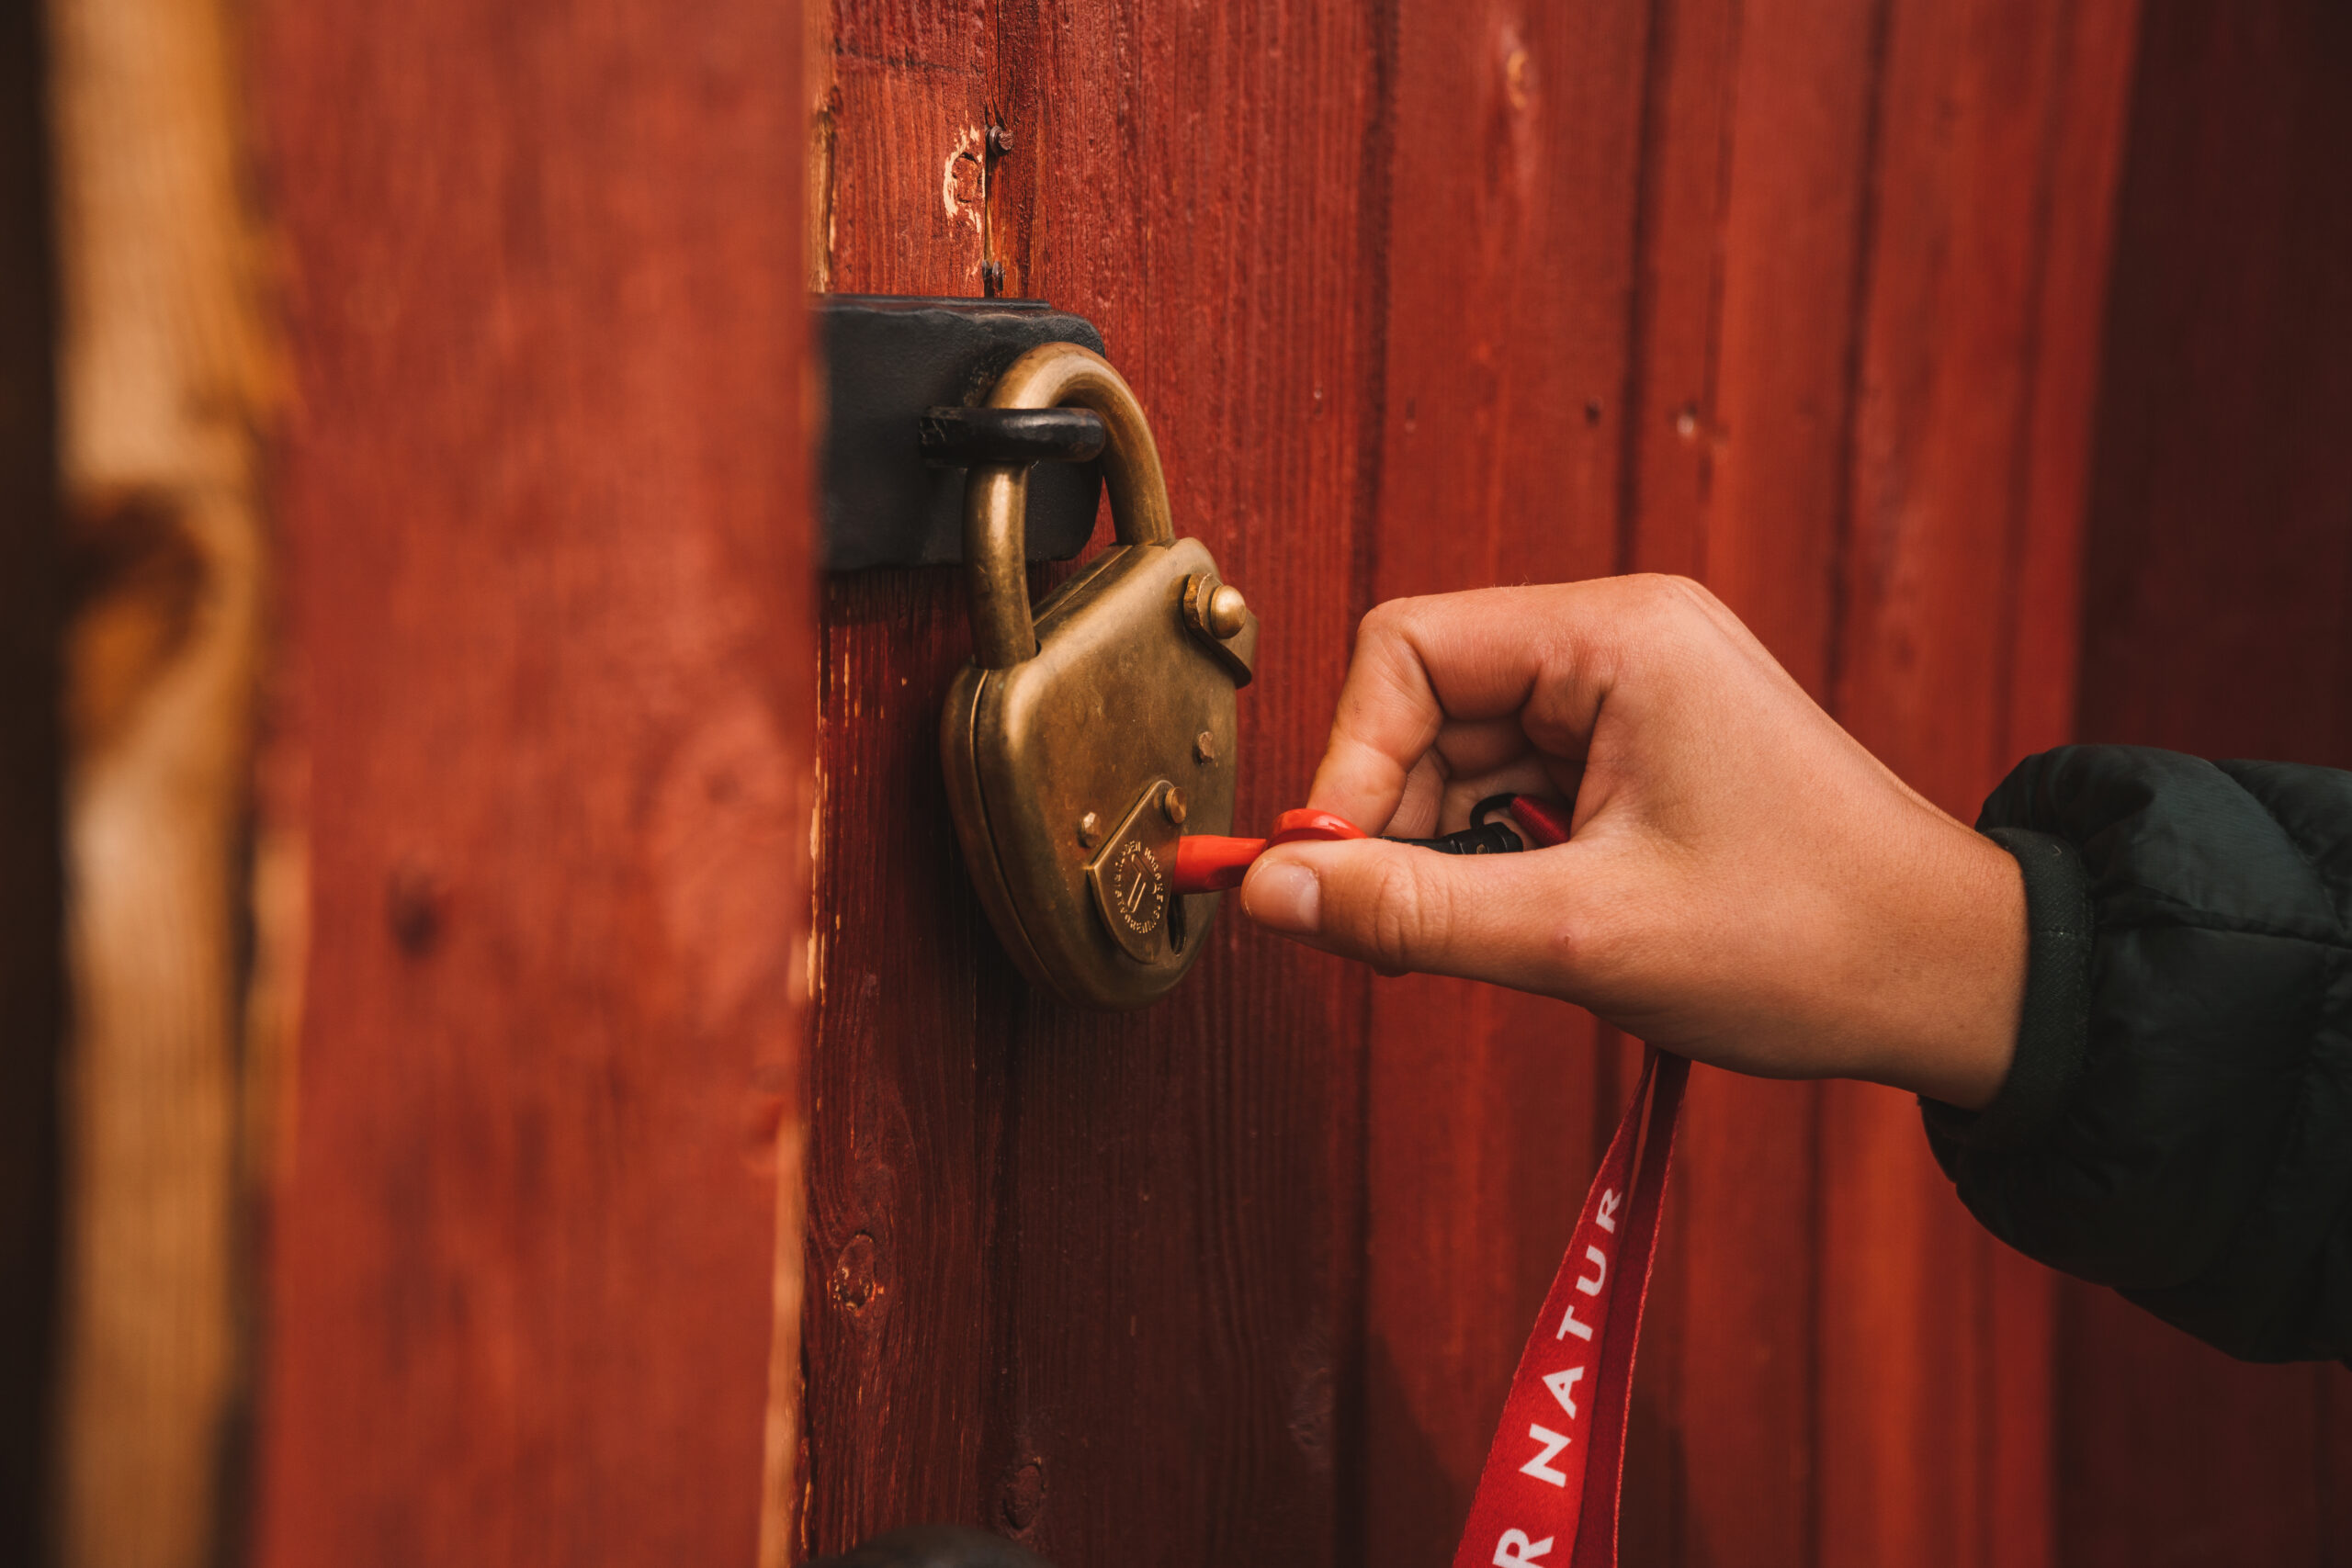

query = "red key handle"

[
  {"left": 1170, "top": 807, "right": 1366, "bottom": 893},
  {"left": 1170, "top": 795, "right": 1577, "bottom": 894}
]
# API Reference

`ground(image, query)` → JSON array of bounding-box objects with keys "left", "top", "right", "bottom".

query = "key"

[{"left": 1170, "top": 794, "right": 1572, "bottom": 895}]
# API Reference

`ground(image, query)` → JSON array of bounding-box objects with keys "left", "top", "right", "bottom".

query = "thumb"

[{"left": 1239, "top": 836, "right": 1617, "bottom": 992}]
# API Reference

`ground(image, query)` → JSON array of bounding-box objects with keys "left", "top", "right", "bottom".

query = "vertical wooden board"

[
  {"left": 798, "top": 2, "right": 1005, "bottom": 1548},
  {"left": 805, "top": 0, "right": 1385, "bottom": 1560},
  {"left": 2075, "top": 0, "right": 2352, "bottom": 767},
  {"left": 1649, "top": 0, "right": 1880, "bottom": 671},
  {"left": 2325, "top": 1365, "right": 2352, "bottom": 1563},
  {"left": 1822, "top": 0, "right": 2133, "bottom": 1564},
  {"left": 1981, "top": 4, "right": 2140, "bottom": 1560},
  {"left": 1363, "top": 985, "right": 1609, "bottom": 1568},
  {"left": 248, "top": 3, "right": 812, "bottom": 1564},
  {"left": 1614, "top": 0, "right": 1891, "bottom": 1559},
  {"left": 1623, "top": 1076, "right": 1820, "bottom": 1568},
  {"left": 2055, "top": 1285, "right": 2323, "bottom": 1568},
  {"left": 1362, "top": 3, "right": 1650, "bottom": 1563},
  {"left": 2062, "top": 4, "right": 2352, "bottom": 1557},
  {"left": 1374, "top": 0, "right": 1647, "bottom": 585},
  {"left": 1815, "top": 0, "right": 2004, "bottom": 1548},
  {"left": 1816, "top": 1082, "right": 1988, "bottom": 1568},
  {"left": 46, "top": 0, "right": 275, "bottom": 1557},
  {"left": 1998, "top": 0, "right": 2141, "bottom": 766},
  {"left": 818, "top": 1, "right": 989, "bottom": 298},
  {"left": 1835, "top": 0, "right": 2064, "bottom": 816},
  {"left": 801, "top": 572, "right": 1009, "bottom": 1548},
  {"left": 983, "top": 5, "right": 1381, "bottom": 1562},
  {"left": 1826, "top": 5, "right": 2058, "bottom": 1567}
]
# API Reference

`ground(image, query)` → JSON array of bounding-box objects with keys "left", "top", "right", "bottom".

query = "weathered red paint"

[
  {"left": 2065, "top": 0, "right": 2352, "bottom": 1558},
  {"left": 232, "top": 0, "right": 2268, "bottom": 1562},
  {"left": 247, "top": 2, "right": 812, "bottom": 1562}
]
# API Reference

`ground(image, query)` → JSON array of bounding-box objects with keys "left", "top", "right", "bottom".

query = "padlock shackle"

[{"left": 965, "top": 343, "right": 1174, "bottom": 668}]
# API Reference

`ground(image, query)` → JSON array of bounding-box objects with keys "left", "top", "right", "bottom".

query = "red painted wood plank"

[
  {"left": 986, "top": 6, "right": 1380, "bottom": 1562},
  {"left": 1997, "top": 0, "right": 2141, "bottom": 769},
  {"left": 797, "top": 6, "right": 1004, "bottom": 1548},
  {"left": 2325, "top": 1365, "right": 2352, "bottom": 1562},
  {"left": 2058, "top": 1285, "right": 2324, "bottom": 1568},
  {"left": 1613, "top": 0, "right": 1888, "bottom": 1559},
  {"left": 801, "top": 575, "right": 1010, "bottom": 1542},
  {"left": 799, "top": 1, "right": 2145, "bottom": 1562},
  {"left": 819, "top": 3, "right": 989, "bottom": 298},
  {"left": 1362, "top": 4, "right": 1651, "bottom": 1564},
  {"left": 1821, "top": 1, "right": 2136, "bottom": 1564},
  {"left": 246, "top": 4, "right": 813, "bottom": 1564},
  {"left": 2075, "top": 0, "right": 2352, "bottom": 769},
  {"left": 2061, "top": 5, "right": 2352, "bottom": 1559},
  {"left": 804, "top": 3, "right": 1383, "bottom": 1562},
  {"left": 1981, "top": 4, "right": 2142, "bottom": 1559}
]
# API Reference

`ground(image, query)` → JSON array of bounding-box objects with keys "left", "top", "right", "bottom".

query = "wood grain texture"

[
  {"left": 245, "top": 3, "right": 814, "bottom": 1565},
  {"left": 2326, "top": 1367, "right": 2352, "bottom": 1562},
  {"left": 1611, "top": 0, "right": 1883, "bottom": 1560},
  {"left": 798, "top": 2, "right": 1003, "bottom": 1545},
  {"left": 1362, "top": 5, "right": 1646, "bottom": 1565},
  {"left": 1821, "top": 3, "right": 2139, "bottom": 1565},
  {"left": 803, "top": 4, "right": 1380, "bottom": 1562},
  {"left": 212, "top": 0, "right": 2164, "bottom": 1562},
  {"left": 0, "top": 0, "right": 62, "bottom": 1557},
  {"left": 1821, "top": 3, "right": 2033, "bottom": 1563},
  {"left": 2076, "top": 0, "right": 2352, "bottom": 767},
  {"left": 990, "top": 8, "right": 1377, "bottom": 1563},
  {"left": 1360, "top": 1, "right": 2139, "bottom": 1564},
  {"left": 44, "top": 0, "right": 276, "bottom": 1558},
  {"left": 2064, "top": 2, "right": 2352, "bottom": 1558},
  {"left": 2058, "top": 1298, "right": 2325, "bottom": 1567},
  {"left": 1979, "top": 6, "right": 2142, "bottom": 1560}
]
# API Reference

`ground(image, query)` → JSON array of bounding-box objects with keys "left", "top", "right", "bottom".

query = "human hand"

[{"left": 1239, "top": 577, "right": 2025, "bottom": 1107}]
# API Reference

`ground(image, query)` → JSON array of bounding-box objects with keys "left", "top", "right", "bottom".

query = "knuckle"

[
  {"left": 1355, "top": 596, "right": 1416, "bottom": 648},
  {"left": 1599, "top": 573, "right": 1717, "bottom": 670},
  {"left": 1624, "top": 571, "right": 1706, "bottom": 623},
  {"left": 1661, "top": 572, "right": 1730, "bottom": 620}
]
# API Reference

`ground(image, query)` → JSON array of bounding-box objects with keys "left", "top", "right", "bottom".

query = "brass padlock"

[{"left": 940, "top": 343, "right": 1258, "bottom": 1010}]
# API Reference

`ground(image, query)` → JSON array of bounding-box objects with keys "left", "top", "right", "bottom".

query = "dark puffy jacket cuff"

[{"left": 1919, "top": 828, "right": 2093, "bottom": 1150}]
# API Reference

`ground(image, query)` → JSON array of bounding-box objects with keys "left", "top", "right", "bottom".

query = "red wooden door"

[
  {"left": 231, "top": 2, "right": 2143, "bottom": 1567},
  {"left": 800, "top": 3, "right": 2134, "bottom": 1566}
]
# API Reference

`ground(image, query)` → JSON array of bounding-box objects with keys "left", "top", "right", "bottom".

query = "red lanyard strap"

[
  {"left": 1165, "top": 792, "right": 1680, "bottom": 1566},
  {"left": 1453, "top": 1049, "right": 1689, "bottom": 1568}
]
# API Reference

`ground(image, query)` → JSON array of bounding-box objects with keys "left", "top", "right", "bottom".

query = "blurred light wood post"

[{"left": 44, "top": 0, "right": 276, "bottom": 1561}]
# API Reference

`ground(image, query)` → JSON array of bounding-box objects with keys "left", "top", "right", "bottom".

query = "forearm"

[{"left": 1928, "top": 745, "right": 2352, "bottom": 1364}]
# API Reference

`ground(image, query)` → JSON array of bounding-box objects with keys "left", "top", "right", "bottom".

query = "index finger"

[{"left": 1306, "top": 583, "right": 1619, "bottom": 831}]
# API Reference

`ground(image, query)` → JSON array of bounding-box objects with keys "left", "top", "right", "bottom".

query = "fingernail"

[{"left": 1244, "top": 859, "right": 1321, "bottom": 934}]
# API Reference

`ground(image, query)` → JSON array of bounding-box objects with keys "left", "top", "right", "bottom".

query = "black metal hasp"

[
  {"left": 818, "top": 295, "right": 1109, "bottom": 571},
  {"left": 807, "top": 1526, "right": 1055, "bottom": 1568},
  {"left": 919, "top": 405, "right": 1106, "bottom": 467}
]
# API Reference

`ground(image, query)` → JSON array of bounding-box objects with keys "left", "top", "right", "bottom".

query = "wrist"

[{"left": 1853, "top": 817, "right": 2027, "bottom": 1107}]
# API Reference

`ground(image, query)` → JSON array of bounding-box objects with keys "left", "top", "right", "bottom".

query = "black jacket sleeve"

[{"left": 1923, "top": 744, "right": 2352, "bottom": 1364}]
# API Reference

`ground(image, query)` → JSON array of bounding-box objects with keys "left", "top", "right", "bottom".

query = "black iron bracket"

[
  {"left": 917, "top": 405, "right": 1106, "bottom": 468},
  {"left": 819, "top": 295, "right": 1108, "bottom": 571}
]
